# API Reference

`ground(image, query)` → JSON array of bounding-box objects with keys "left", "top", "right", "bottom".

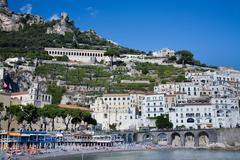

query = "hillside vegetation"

[{"left": 0, "top": 18, "right": 145, "bottom": 60}]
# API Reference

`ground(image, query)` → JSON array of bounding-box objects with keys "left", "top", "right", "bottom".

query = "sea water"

[{"left": 46, "top": 149, "right": 240, "bottom": 160}]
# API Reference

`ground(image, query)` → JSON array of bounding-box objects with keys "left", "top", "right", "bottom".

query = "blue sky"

[{"left": 9, "top": 0, "right": 240, "bottom": 69}]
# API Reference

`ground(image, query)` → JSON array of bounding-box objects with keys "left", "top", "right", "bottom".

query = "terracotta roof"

[
  {"left": 58, "top": 104, "right": 91, "bottom": 112},
  {"left": 11, "top": 91, "right": 29, "bottom": 96}
]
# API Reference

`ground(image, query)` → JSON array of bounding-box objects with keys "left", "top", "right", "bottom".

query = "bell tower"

[{"left": 0, "top": 0, "right": 8, "bottom": 9}]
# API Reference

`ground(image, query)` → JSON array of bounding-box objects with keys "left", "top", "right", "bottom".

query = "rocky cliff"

[
  {"left": 0, "top": 0, "right": 43, "bottom": 32},
  {"left": 46, "top": 12, "right": 74, "bottom": 35}
]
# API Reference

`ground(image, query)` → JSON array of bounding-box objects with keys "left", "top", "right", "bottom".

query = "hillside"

[{"left": 0, "top": 4, "right": 145, "bottom": 60}]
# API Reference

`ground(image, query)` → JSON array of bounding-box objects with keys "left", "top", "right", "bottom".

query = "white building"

[
  {"left": 141, "top": 94, "right": 167, "bottom": 128},
  {"left": 169, "top": 104, "right": 217, "bottom": 129},
  {"left": 11, "top": 91, "right": 32, "bottom": 105},
  {"left": 142, "top": 94, "right": 166, "bottom": 118},
  {"left": 45, "top": 47, "right": 106, "bottom": 64},
  {"left": 169, "top": 97, "right": 240, "bottom": 129},
  {"left": 155, "top": 82, "right": 213, "bottom": 98},
  {"left": 91, "top": 93, "right": 169, "bottom": 131},
  {"left": 211, "top": 97, "right": 239, "bottom": 128},
  {"left": 152, "top": 48, "right": 175, "bottom": 57},
  {"left": 10, "top": 81, "right": 52, "bottom": 107},
  {"left": 119, "top": 54, "right": 146, "bottom": 60},
  {"left": 91, "top": 94, "right": 138, "bottom": 131}
]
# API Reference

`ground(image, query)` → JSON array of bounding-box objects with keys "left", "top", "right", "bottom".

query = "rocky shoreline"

[{"left": 208, "top": 142, "right": 240, "bottom": 151}]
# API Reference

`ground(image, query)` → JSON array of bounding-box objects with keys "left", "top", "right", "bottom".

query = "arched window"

[{"left": 187, "top": 118, "right": 194, "bottom": 123}]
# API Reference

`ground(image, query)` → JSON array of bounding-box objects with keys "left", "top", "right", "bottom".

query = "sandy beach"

[
  {"left": 1, "top": 143, "right": 225, "bottom": 160},
  {"left": 1, "top": 143, "right": 172, "bottom": 160}
]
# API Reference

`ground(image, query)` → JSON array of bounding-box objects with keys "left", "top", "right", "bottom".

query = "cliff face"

[
  {"left": 46, "top": 12, "right": 74, "bottom": 35},
  {"left": 0, "top": 11, "right": 43, "bottom": 32},
  {"left": 0, "top": 11, "right": 22, "bottom": 31},
  {"left": 0, "top": 0, "right": 43, "bottom": 32}
]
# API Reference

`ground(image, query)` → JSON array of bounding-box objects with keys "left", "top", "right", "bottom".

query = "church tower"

[{"left": 0, "top": 0, "right": 8, "bottom": 9}]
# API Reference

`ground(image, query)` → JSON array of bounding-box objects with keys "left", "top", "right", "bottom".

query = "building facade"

[
  {"left": 45, "top": 47, "right": 106, "bottom": 64},
  {"left": 152, "top": 48, "right": 175, "bottom": 57}
]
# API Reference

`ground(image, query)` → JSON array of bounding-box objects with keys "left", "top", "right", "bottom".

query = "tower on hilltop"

[{"left": 0, "top": 0, "right": 8, "bottom": 9}]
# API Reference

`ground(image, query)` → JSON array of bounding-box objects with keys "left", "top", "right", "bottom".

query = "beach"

[{"left": 0, "top": 143, "right": 173, "bottom": 160}]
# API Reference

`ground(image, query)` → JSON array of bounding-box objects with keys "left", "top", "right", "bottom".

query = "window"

[
  {"left": 187, "top": 118, "right": 194, "bottom": 123},
  {"left": 104, "top": 114, "right": 108, "bottom": 118}
]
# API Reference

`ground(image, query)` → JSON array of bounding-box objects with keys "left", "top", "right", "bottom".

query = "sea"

[{"left": 45, "top": 149, "right": 240, "bottom": 160}]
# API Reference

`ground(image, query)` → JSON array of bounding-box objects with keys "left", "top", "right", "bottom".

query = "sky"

[{"left": 9, "top": 0, "right": 240, "bottom": 69}]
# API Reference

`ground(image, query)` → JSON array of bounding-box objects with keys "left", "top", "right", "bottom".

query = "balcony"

[{"left": 146, "top": 110, "right": 164, "bottom": 113}]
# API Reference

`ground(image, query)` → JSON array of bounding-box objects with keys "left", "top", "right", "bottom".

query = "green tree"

[
  {"left": 59, "top": 108, "right": 76, "bottom": 131},
  {"left": 105, "top": 48, "right": 121, "bottom": 57},
  {"left": 175, "top": 50, "right": 194, "bottom": 64},
  {"left": 90, "top": 118, "right": 97, "bottom": 126},
  {"left": 55, "top": 55, "right": 69, "bottom": 62},
  {"left": 155, "top": 115, "right": 173, "bottom": 129},
  {"left": 164, "top": 55, "right": 177, "bottom": 63},
  {"left": 47, "top": 83, "right": 66, "bottom": 104},
  {"left": 109, "top": 123, "right": 117, "bottom": 131},
  {"left": 175, "top": 50, "right": 202, "bottom": 66},
  {"left": 39, "top": 106, "right": 50, "bottom": 131},
  {"left": 40, "top": 105, "right": 60, "bottom": 131},
  {"left": 174, "top": 75, "right": 187, "bottom": 82},
  {"left": 21, "top": 105, "right": 40, "bottom": 131},
  {"left": 82, "top": 112, "right": 97, "bottom": 126},
  {"left": 70, "top": 109, "right": 82, "bottom": 131},
  {"left": 4, "top": 105, "right": 21, "bottom": 131}
]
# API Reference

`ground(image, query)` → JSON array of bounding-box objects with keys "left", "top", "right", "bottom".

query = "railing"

[{"left": 146, "top": 110, "right": 164, "bottom": 113}]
